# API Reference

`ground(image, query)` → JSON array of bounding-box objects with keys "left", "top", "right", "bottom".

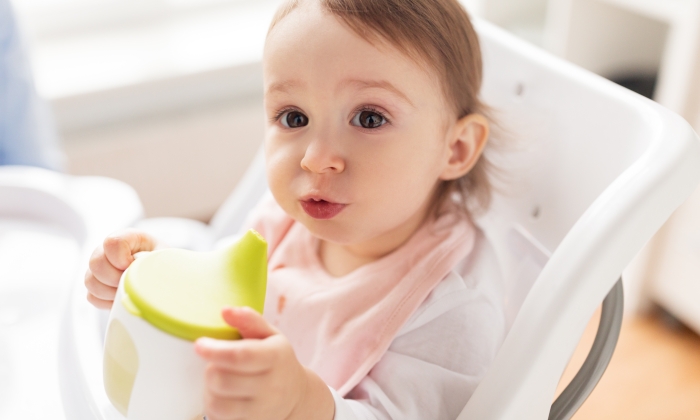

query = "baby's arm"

[
  {"left": 84, "top": 229, "right": 159, "bottom": 309},
  {"left": 195, "top": 307, "right": 335, "bottom": 420}
]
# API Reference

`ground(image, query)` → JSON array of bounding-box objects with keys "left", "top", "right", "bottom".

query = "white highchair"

[
  {"left": 0, "top": 166, "right": 143, "bottom": 419},
  {"left": 49, "top": 18, "right": 700, "bottom": 420}
]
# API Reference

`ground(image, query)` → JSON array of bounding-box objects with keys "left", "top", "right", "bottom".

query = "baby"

[{"left": 84, "top": 0, "right": 506, "bottom": 419}]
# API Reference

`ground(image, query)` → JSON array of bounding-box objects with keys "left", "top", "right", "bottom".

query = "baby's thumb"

[
  {"left": 222, "top": 307, "right": 277, "bottom": 340},
  {"left": 103, "top": 229, "right": 158, "bottom": 271}
]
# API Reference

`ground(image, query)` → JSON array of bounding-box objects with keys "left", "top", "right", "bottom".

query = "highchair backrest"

[
  {"left": 460, "top": 20, "right": 700, "bottom": 419},
  {"left": 207, "top": 19, "right": 700, "bottom": 420}
]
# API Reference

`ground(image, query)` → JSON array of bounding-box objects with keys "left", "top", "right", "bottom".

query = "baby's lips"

[{"left": 301, "top": 199, "right": 347, "bottom": 219}]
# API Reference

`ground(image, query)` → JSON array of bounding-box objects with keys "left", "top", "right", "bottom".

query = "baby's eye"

[
  {"left": 351, "top": 110, "right": 387, "bottom": 129},
  {"left": 280, "top": 110, "right": 309, "bottom": 128}
]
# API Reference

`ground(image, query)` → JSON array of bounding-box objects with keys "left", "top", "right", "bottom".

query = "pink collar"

[{"left": 248, "top": 198, "right": 476, "bottom": 395}]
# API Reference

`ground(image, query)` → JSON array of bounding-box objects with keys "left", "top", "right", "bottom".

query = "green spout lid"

[{"left": 122, "top": 229, "right": 267, "bottom": 341}]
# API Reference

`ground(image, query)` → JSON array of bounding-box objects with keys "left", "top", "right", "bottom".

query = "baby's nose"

[{"left": 300, "top": 138, "right": 345, "bottom": 174}]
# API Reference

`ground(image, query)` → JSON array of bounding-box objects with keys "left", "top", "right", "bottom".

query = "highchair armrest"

[{"left": 549, "top": 279, "right": 624, "bottom": 420}]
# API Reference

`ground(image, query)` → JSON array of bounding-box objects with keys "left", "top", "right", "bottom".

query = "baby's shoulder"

[
  {"left": 429, "top": 227, "right": 503, "bottom": 301},
  {"left": 389, "top": 231, "right": 507, "bottom": 374},
  {"left": 397, "top": 228, "right": 506, "bottom": 340}
]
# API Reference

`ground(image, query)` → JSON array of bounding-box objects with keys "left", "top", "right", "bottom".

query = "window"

[
  {"left": 11, "top": 0, "right": 251, "bottom": 41},
  {"left": 10, "top": 0, "right": 281, "bottom": 114}
]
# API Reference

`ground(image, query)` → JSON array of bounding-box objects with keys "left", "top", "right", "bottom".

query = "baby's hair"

[{"left": 269, "top": 0, "right": 494, "bottom": 217}]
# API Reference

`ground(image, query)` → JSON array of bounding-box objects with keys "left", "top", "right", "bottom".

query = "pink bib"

[{"left": 246, "top": 196, "right": 475, "bottom": 395}]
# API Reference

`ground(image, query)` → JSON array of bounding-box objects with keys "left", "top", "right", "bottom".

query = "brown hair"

[{"left": 269, "top": 0, "right": 494, "bottom": 217}]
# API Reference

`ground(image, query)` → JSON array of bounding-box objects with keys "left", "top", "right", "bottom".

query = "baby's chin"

[{"left": 296, "top": 216, "right": 369, "bottom": 246}]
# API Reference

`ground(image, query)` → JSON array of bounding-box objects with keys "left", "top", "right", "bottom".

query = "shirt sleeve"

[{"left": 329, "top": 232, "right": 506, "bottom": 420}]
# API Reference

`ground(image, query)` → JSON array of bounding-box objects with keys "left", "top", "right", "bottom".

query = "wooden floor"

[{"left": 557, "top": 310, "right": 700, "bottom": 419}]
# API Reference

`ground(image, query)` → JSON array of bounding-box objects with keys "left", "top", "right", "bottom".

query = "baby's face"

[{"left": 263, "top": 2, "right": 456, "bottom": 248}]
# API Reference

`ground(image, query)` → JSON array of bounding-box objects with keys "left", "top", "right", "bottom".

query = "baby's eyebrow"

[
  {"left": 341, "top": 79, "right": 414, "bottom": 107},
  {"left": 266, "top": 79, "right": 304, "bottom": 95}
]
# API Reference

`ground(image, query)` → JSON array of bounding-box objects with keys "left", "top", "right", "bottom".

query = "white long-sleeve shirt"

[{"left": 330, "top": 231, "right": 506, "bottom": 420}]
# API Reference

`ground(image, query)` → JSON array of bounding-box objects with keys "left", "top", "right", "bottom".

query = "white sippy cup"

[{"left": 103, "top": 229, "right": 267, "bottom": 420}]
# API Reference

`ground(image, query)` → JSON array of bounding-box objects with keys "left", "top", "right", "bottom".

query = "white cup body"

[{"left": 104, "top": 275, "right": 207, "bottom": 420}]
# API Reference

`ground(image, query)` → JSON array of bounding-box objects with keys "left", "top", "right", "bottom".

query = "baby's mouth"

[{"left": 300, "top": 198, "right": 346, "bottom": 220}]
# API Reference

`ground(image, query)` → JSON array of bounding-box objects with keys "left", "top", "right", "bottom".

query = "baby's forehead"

[
  {"left": 267, "top": 1, "right": 426, "bottom": 63},
  {"left": 265, "top": 1, "right": 446, "bottom": 98},
  {"left": 267, "top": 24, "right": 439, "bottom": 95}
]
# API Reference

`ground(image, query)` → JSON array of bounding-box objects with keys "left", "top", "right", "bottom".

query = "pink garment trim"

[
  {"left": 244, "top": 195, "right": 476, "bottom": 396},
  {"left": 336, "top": 220, "right": 475, "bottom": 395}
]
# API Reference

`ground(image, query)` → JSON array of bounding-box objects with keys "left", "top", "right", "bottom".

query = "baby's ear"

[{"left": 439, "top": 113, "right": 489, "bottom": 181}]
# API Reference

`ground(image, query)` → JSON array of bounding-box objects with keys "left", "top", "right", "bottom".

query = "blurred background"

[{"left": 4, "top": 0, "right": 700, "bottom": 418}]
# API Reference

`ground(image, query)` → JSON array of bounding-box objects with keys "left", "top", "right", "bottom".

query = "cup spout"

[{"left": 224, "top": 229, "right": 268, "bottom": 314}]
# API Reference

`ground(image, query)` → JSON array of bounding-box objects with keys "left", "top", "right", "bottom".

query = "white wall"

[
  {"left": 548, "top": 0, "right": 669, "bottom": 78},
  {"left": 62, "top": 97, "right": 264, "bottom": 221}
]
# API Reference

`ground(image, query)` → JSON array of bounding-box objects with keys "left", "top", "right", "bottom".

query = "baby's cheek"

[
  {"left": 265, "top": 154, "right": 295, "bottom": 194},
  {"left": 373, "top": 163, "right": 425, "bottom": 202},
  {"left": 268, "top": 179, "right": 297, "bottom": 218},
  {"left": 373, "top": 167, "right": 437, "bottom": 221}
]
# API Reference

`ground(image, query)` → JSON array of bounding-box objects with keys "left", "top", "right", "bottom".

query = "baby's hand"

[
  {"left": 195, "top": 307, "right": 335, "bottom": 420},
  {"left": 84, "top": 229, "right": 158, "bottom": 309}
]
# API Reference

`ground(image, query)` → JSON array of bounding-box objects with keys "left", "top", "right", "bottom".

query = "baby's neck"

[{"left": 318, "top": 242, "right": 379, "bottom": 277}]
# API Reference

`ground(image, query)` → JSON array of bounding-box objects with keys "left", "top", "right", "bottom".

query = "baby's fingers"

[
  {"left": 84, "top": 271, "right": 118, "bottom": 300},
  {"left": 195, "top": 337, "right": 281, "bottom": 374},
  {"left": 103, "top": 229, "right": 158, "bottom": 271},
  {"left": 205, "top": 365, "right": 263, "bottom": 398},
  {"left": 205, "top": 394, "right": 253, "bottom": 420},
  {"left": 88, "top": 247, "right": 124, "bottom": 288},
  {"left": 86, "top": 293, "right": 114, "bottom": 310}
]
